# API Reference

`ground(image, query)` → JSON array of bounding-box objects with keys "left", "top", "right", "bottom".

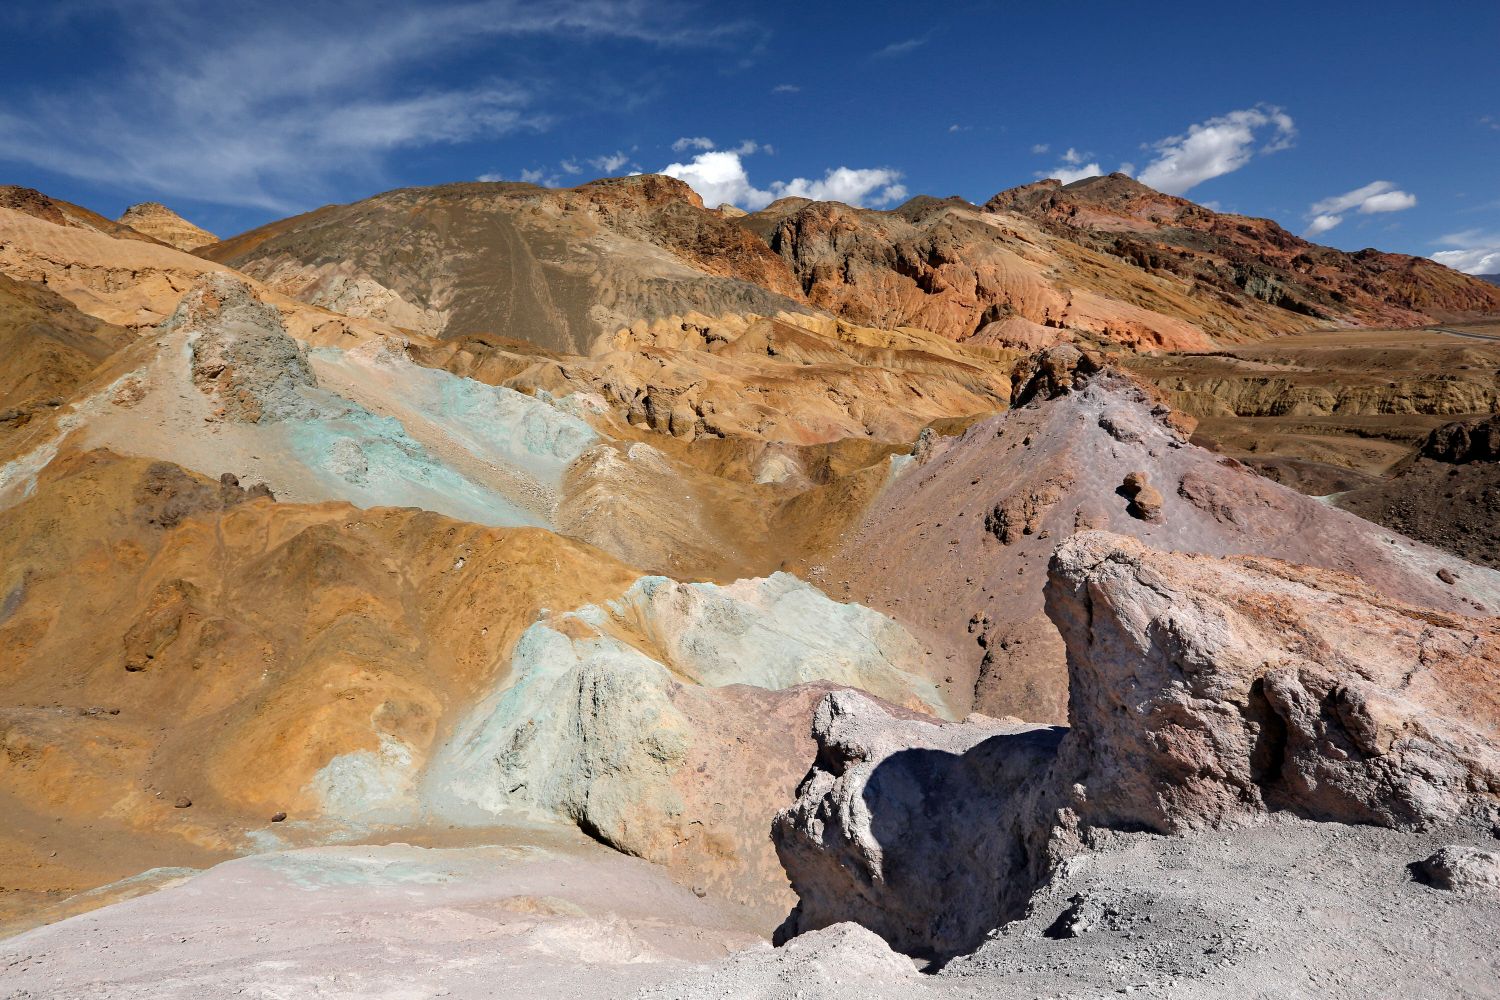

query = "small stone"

[
  {"left": 174, "top": 796, "right": 192, "bottom": 809},
  {"left": 1437, "top": 568, "right": 1457, "bottom": 585},
  {"left": 1415, "top": 846, "right": 1500, "bottom": 891},
  {"left": 270, "top": 811, "right": 287, "bottom": 823},
  {"left": 692, "top": 885, "right": 707, "bottom": 898}
]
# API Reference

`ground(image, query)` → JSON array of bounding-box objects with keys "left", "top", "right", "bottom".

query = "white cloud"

[
  {"left": 772, "top": 83, "right": 800, "bottom": 94},
  {"left": 672, "top": 136, "right": 716, "bottom": 152},
  {"left": 477, "top": 172, "right": 504, "bottom": 182},
  {"left": 1051, "top": 163, "right": 1103, "bottom": 184},
  {"left": 1030, "top": 143, "right": 1050, "bottom": 155},
  {"left": 590, "top": 151, "right": 631, "bottom": 172},
  {"left": 1360, "top": 189, "right": 1418, "bottom": 212},
  {"left": 661, "top": 150, "right": 771, "bottom": 208},
  {"left": 1432, "top": 230, "right": 1500, "bottom": 275},
  {"left": 1302, "top": 180, "right": 1417, "bottom": 237},
  {"left": 518, "top": 168, "right": 547, "bottom": 184},
  {"left": 559, "top": 157, "right": 582, "bottom": 175},
  {"left": 1305, "top": 213, "right": 1343, "bottom": 237},
  {"left": 0, "top": 0, "right": 744, "bottom": 211},
  {"left": 775, "top": 167, "right": 907, "bottom": 206},
  {"left": 1036, "top": 146, "right": 1101, "bottom": 184},
  {"left": 1136, "top": 105, "right": 1296, "bottom": 195},
  {"left": 1310, "top": 180, "right": 1417, "bottom": 216},
  {"left": 659, "top": 150, "right": 905, "bottom": 211},
  {"left": 873, "top": 35, "right": 928, "bottom": 58}
]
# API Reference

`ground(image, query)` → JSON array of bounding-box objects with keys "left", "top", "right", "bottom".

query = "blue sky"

[{"left": 2, "top": 0, "right": 1497, "bottom": 272}]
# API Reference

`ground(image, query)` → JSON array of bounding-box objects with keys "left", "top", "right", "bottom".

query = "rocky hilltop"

[
  {"left": 1, "top": 169, "right": 1499, "bottom": 998},
  {"left": 991, "top": 173, "right": 1500, "bottom": 325},
  {"left": 117, "top": 201, "right": 217, "bottom": 251}
]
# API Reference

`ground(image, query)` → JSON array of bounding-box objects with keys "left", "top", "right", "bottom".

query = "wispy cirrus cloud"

[
  {"left": 872, "top": 33, "right": 930, "bottom": 58},
  {"left": 0, "top": 0, "right": 755, "bottom": 212}
]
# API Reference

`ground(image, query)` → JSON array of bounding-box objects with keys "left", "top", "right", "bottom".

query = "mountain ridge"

[{"left": 190, "top": 171, "right": 1499, "bottom": 357}]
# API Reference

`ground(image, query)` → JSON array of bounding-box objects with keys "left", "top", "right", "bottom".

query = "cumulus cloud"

[
  {"left": 776, "top": 167, "right": 907, "bottom": 205},
  {"left": 1432, "top": 230, "right": 1500, "bottom": 275},
  {"left": 1048, "top": 162, "right": 1103, "bottom": 184},
  {"left": 671, "top": 136, "right": 716, "bottom": 152},
  {"left": 660, "top": 150, "right": 766, "bottom": 207},
  {"left": 659, "top": 149, "right": 905, "bottom": 210},
  {"left": 1136, "top": 105, "right": 1296, "bottom": 195},
  {"left": 1034, "top": 146, "right": 1101, "bottom": 184},
  {"left": 0, "top": 0, "right": 747, "bottom": 211},
  {"left": 1301, "top": 180, "right": 1417, "bottom": 237}
]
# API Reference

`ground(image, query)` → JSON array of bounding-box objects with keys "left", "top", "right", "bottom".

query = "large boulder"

[
  {"left": 770, "top": 690, "right": 1061, "bottom": 957},
  {"left": 1047, "top": 531, "right": 1500, "bottom": 833}
]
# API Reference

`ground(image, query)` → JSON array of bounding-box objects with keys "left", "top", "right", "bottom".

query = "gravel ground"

[{"left": 6, "top": 817, "right": 1497, "bottom": 1000}]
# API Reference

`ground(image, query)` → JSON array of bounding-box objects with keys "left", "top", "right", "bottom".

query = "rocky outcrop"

[
  {"left": 171, "top": 273, "right": 317, "bottom": 422},
  {"left": 117, "top": 202, "right": 217, "bottom": 252},
  {"left": 1420, "top": 415, "right": 1500, "bottom": 463},
  {"left": 774, "top": 531, "right": 1500, "bottom": 958},
  {"left": 754, "top": 197, "right": 1216, "bottom": 352},
  {"left": 820, "top": 347, "right": 1500, "bottom": 725},
  {"left": 1047, "top": 532, "right": 1500, "bottom": 832}
]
